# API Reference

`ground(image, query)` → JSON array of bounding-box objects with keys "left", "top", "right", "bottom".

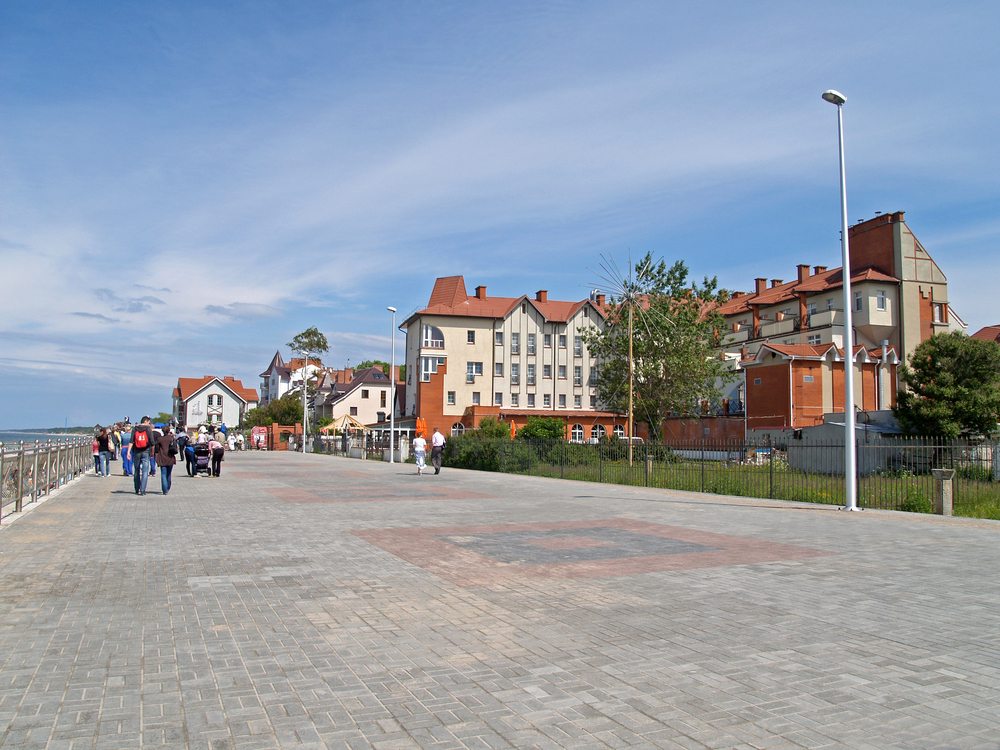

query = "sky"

[{"left": 2, "top": 0, "right": 998, "bottom": 429}]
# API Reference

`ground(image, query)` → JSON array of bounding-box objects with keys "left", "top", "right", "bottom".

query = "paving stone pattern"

[{"left": 0, "top": 452, "right": 998, "bottom": 749}]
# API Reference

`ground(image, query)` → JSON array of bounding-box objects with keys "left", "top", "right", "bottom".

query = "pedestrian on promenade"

[
  {"left": 154, "top": 425, "right": 177, "bottom": 495},
  {"left": 92, "top": 434, "right": 100, "bottom": 474},
  {"left": 110, "top": 425, "right": 121, "bottom": 461},
  {"left": 208, "top": 435, "right": 225, "bottom": 477},
  {"left": 131, "top": 416, "right": 154, "bottom": 495},
  {"left": 149, "top": 423, "right": 163, "bottom": 478},
  {"left": 97, "top": 427, "right": 113, "bottom": 477},
  {"left": 121, "top": 423, "right": 133, "bottom": 476},
  {"left": 430, "top": 427, "right": 445, "bottom": 475},
  {"left": 413, "top": 433, "right": 427, "bottom": 475}
]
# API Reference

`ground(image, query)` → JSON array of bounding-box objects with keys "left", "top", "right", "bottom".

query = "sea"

[{"left": 0, "top": 431, "right": 88, "bottom": 445}]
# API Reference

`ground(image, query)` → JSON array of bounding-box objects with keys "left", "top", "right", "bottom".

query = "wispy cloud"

[{"left": 205, "top": 302, "right": 284, "bottom": 319}]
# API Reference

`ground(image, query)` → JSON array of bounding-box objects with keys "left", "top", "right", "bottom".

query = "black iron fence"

[
  {"left": 0, "top": 438, "right": 92, "bottom": 518},
  {"left": 442, "top": 436, "right": 1000, "bottom": 518}
]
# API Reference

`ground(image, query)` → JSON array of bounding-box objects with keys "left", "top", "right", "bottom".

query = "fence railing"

[
  {"left": 0, "top": 438, "right": 92, "bottom": 519},
  {"left": 441, "top": 436, "right": 1000, "bottom": 517}
]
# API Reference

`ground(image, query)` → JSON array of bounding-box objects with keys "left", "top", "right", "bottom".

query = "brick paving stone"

[{"left": 1, "top": 454, "right": 1000, "bottom": 748}]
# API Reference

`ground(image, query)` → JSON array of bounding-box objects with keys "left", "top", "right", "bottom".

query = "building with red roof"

[
  {"left": 172, "top": 376, "right": 259, "bottom": 428},
  {"left": 401, "top": 276, "right": 629, "bottom": 440},
  {"left": 970, "top": 325, "right": 1000, "bottom": 345}
]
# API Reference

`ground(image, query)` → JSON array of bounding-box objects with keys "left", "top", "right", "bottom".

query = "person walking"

[
  {"left": 121, "top": 423, "right": 133, "bottom": 476},
  {"left": 208, "top": 435, "right": 225, "bottom": 477},
  {"left": 92, "top": 434, "right": 100, "bottom": 474},
  {"left": 131, "top": 416, "right": 154, "bottom": 495},
  {"left": 430, "top": 427, "right": 445, "bottom": 475},
  {"left": 412, "top": 433, "right": 427, "bottom": 475},
  {"left": 154, "top": 425, "right": 177, "bottom": 495},
  {"left": 96, "top": 427, "right": 113, "bottom": 477}
]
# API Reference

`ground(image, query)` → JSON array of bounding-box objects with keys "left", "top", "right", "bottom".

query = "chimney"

[
  {"left": 755, "top": 278, "right": 767, "bottom": 295},
  {"left": 595, "top": 293, "right": 605, "bottom": 306},
  {"left": 813, "top": 265, "right": 827, "bottom": 275},
  {"left": 475, "top": 285, "right": 487, "bottom": 300},
  {"left": 536, "top": 290, "right": 547, "bottom": 303},
  {"left": 797, "top": 264, "right": 810, "bottom": 283},
  {"left": 731, "top": 291, "right": 744, "bottom": 298},
  {"left": 770, "top": 279, "right": 783, "bottom": 288}
]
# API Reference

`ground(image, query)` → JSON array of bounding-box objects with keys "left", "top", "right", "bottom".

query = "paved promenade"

[{"left": 1, "top": 451, "right": 999, "bottom": 750}]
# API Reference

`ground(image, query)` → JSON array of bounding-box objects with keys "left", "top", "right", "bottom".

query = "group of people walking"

[
  {"left": 411, "top": 427, "right": 446, "bottom": 476},
  {"left": 92, "top": 419, "right": 232, "bottom": 496}
]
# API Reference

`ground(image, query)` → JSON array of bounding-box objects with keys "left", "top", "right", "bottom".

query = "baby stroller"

[{"left": 192, "top": 443, "right": 212, "bottom": 476}]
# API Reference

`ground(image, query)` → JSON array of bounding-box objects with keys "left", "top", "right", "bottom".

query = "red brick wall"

[
  {"left": 791, "top": 361, "right": 824, "bottom": 427},
  {"left": 746, "top": 359, "right": 790, "bottom": 430},
  {"left": 847, "top": 214, "right": 897, "bottom": 276},
  {"left": 662, "top": 417, "right": 745, "bottom": 442}
]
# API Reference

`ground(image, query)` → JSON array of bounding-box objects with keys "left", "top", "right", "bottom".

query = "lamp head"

[
  {"left": 387, "top": 306, "right": 397, "bottom": 313},
  {"left": 822, "top": 90, "right": 846, "bottom": 106}
]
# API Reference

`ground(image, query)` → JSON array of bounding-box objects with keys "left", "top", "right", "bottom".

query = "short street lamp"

[
  {"left": 387, "top": 306, "right": 397, "bottom": 464},
  {"left": 822, "top": 89, "right": 858, "bottom": 511}
]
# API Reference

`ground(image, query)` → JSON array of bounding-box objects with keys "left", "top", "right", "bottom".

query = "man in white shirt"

[{"left": 430, "top": 428, "right": 445, "bottom": 475}]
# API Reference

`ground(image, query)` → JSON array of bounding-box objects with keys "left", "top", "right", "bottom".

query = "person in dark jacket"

[
  {"left": 96, "top": 428, "right": 113, "bottom": 477},
  {"left": 154, "top": 425, "right": 177, "bottom": 495},
  {"left": 131, "top": 416, "right": 155, "bottom": 495}
]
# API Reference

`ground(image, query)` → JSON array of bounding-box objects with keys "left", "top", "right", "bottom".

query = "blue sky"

[{"left": 2, "top": 1, "right": 998, "bottom": 429}]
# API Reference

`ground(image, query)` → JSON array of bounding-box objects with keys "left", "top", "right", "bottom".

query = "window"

[
  {"left": 589, "top": 370, "right": 597, "bottom": 386},
  {"left": 543, "top": 394, "right": 551, "bottom": 407},
  {"left": 827, "top": 298, "right": 835, "bottom": 311},
  {"left": 590, "top": 395, "right": 597, "bottom": 408},
  {"left": 571, "top": 424, "right": 584, "bottom": 441},
  {"left": 422, "top": 325, "right": 444, "bottom": 348},
  {"left": 511, "top": 363, "right": 519, "bottom": 385},
  {"left": 933, "top": 303, "right": 945, "bottom": 323},
  {"left": 467, "top": 330, "right": 475, "bottom": 344},
  {"left": 527, "top": 364, "right": 535, "bottom": 385},
  {"left": 495, "top": 331, "right": 503, "bottom": 346},
  {"left": 472, "top": 392, "right": 480, "bottom": 405},
  {"left": 361, "top": 389, "right": 369, "bottom": 399},
  {"left": 447, "top": 391, "right": 456, "bottom": 405},
  {"left": 807, "top": 334, "right": 821, "bottom": 345},
  {"left": 495, "top": 363, "right": 504, "bottom": 377},
  {"left": 380, "top": 390, "right": 386, "bottom": 407},
  {"left": 754, "top": 378, "right": 762, "bottom": 385},
  {"left": 527, "top": 394, "right": 535, "bottom": 407},
  {"left": 854, "top": 292, "right": 862, "bottom": 312},
  {"left": 467, "top": 362, "right": 483, "bottom": 382},
  {"left": 544, "top": 334, "right": 552, "bottom": 348},
  {"left": 574, "top": 336, "right": 582, "bottom": 357},
  {"left": 574, "top": 366, "right": 582, "bottom": 386},
  {"left": 559, "top": 335, "right": 566, "bottom": 348},
  {"left": 558, "top": 395, "right": 566, "bottom": 408},
  {"left": 511, "top": 393, "right": 519, "bottom": 407},
  {"left": 527, "top": 334, "right": 536, "bottom": 355},
  {"left": 377, "top": 412, "right": 385, "bottom": 422},
  {"left": 451, "top": 423, "right": 465, "bottom": 436},
  {"left": 420, "top": 356, "right": 439, "bottom": 382},
  {"left": 876, "top": 290, "right": 886, "bottom": 311},
  {"left": 574, "top": 395, "right": 581, "bottom": 408},
  {"left": 543, "top": 364, "right": 552, "bottom": 379},
  {"left": 558, "top": 365, "right": 566, "bottom": 379},
  {"left": 494, "top": 392, "right": 503, "bottom": 406},
  {"left": 803, "top": 375, "right": 814, "bottom": 383},
  {"left": 591, "top": 424, "right": 606, "bottom": 440},
  {"left": 807, "top": 303, "right": 817, "bottom": 316},
  {"left": 511, "top": 333, "right": 520, "bottom": 354},
  {"left": 613, "top": 425, "right": 625, "bottom": 438},
  {"left": 350, "top": 406, "right": 358, "bottom": 416}
]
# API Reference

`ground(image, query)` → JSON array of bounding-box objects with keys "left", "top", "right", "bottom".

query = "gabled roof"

[
  {"left": 174, "top": 376, "right": 259, "bottom": 404},
  {"left": 259, "top": 350, "right": 284, "bottom": 378},
  {"left": 406, "top": 276, "right": 605, "bottom": 326},
  {"left": 744, "top": 343, "right": 898, "bottom": 367},
  {"left": 971, "top": 325, "right": 1000, "bottom": 344},
  {"left": 719, "top": 266, "right": 900, "bottom": 317}
]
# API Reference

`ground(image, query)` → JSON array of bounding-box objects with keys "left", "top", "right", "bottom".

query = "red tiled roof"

[
  {"left": 746, "top": 343, "right": 897, "bottom": 365},
  {"left": 971, "top": 325, "right": 1000, "bottom": 344},
  {"left": 718, "top": 266, "right": 900, "bottom": 317},
  {"left": 175, "top": 376, "right": 258, "bottom": 404},
  {"left": 412, "top": 276, "right": 603, "bottom": 324}
]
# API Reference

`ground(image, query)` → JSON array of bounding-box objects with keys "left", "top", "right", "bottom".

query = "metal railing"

[
  {"left": 0, "top": 438, "right": 91, "bottom": 519},
  {"left": 440, "top": 436, "right": 1000, "bottom": 516}
]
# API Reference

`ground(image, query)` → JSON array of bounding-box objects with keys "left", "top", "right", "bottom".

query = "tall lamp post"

[
  {"left": 302, "top": 351, "right": 310, "bottom": 453},
  {"left": 822, "top": 89, "right": 858, "bottom": 511},
  {"left": 387, "top": 306, "right": 397, "bottom": 464}
]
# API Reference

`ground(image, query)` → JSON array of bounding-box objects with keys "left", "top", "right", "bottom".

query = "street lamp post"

[
  {"left": 387, "top": 306, "right": 397, "bottom": 464},
  {"left": 822, "top": 89, "right": 858, "bottom": 511},
  {"left": 302, "top": 351, "right": 310, "bottom": 453}
]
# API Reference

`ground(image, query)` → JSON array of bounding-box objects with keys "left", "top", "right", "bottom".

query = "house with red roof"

[
  {"left": 172, "top": 376, "right": 259, "bottom": 428},
  {"left": 258, "top": 351, "right": 323, "bottom": 405},
  {"left": 970, "top": 325, "right": 1000, "bottom": 345},
  {"left": 401, "top": 276, "right": 629, "bottom": 440}
]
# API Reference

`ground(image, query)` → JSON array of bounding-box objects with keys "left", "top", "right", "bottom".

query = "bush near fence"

[{"left": 441, "top": 435, "right": 1000, "bottom": 519}]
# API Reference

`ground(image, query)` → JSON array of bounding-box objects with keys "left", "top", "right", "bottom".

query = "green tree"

[
  {"left": 582, "top": 253, "right": 733, "bottom": 443},
  {"left": 516, "top": 416, "right": 566, "bottom": 441},
  {"left": 357, "top": 359, "right": 405, "bottom": 382},
  {"left": 477, "top": 416, "right": 511, "bottom": 440},
  {"left": 156, "top": 411, "right": 174, "bottom": 424},
  {"left": 893, "top": 331, "right": 1000, "bottom": 438},
  {"left": 243, "top": 392, "right": 305, "bottom": 428},
  {"left": 287, "top": 327, "right": 330, "bottom": 442}
]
